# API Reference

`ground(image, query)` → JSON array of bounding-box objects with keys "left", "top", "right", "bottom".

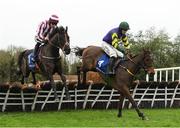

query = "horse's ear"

[
  {"left": 142, "top": 47, "right": 146, "bottom": 52},
  {"left": 66, "top": 26, "right": 68, "bottom": 32},
  {"left": 142, "top": 47, "right": 150, "bottom": 52}
]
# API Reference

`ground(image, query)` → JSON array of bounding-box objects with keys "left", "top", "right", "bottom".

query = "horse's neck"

[
  {"left": 126, "top": 54, "right": 143, "bottom": 75},
  {"left": 42, "top": 41, "right": 60, "bottom": 57},
  {"left": 51, "top": 32, "right": 64, "bottom": 49},
  {"left": 48, "top": 33, "right": 61, "bottom": 50}
]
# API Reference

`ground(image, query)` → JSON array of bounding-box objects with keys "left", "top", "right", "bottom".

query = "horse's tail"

[
  {"left": 17, "top": 50, "right": 26, "bottom": 75},
  {"left": 74, "top": 47, "right": 86, "bottom": 57}
]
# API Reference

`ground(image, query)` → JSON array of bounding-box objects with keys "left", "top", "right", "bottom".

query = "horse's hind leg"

[
  {"left": 117, "top": 93, "right": 125, "bottom": 117},
  {"left": 76, "top": 66, "right": 86, "bottom": 85},
  {"left": 82, "top": 71, "right": 87, "bottom": 85},
  {"left": 59, "top": 74, "right": 70, "bottom": 100}
]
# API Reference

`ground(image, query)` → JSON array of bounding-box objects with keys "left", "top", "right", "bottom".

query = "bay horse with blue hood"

[
  {"left": 75, "top": 45, "right": 155, "bottom": 120},
  {"left": 18, "top": 26, "right": 71, "bottom": 101}
]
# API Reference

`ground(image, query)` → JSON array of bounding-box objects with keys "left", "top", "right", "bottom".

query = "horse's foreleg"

[
  {"left": 23, "top": 72, "right": 30, "bottom": 85},
  {"left": 117, "top": 93, "right": 125, "bottom": 117},
  {"left": 77, "top": 66, "right": 81, "bottom": 85},
  {"left": 49, "top": 77, "right": 59, "bottom": 101},
  {"left": 120, "top": 86, "right": 148, "bottom": 120},
  {"left": 60, "top": 74, "right": 70, "bottom": 100},
  {"left": 82, "top": 71, "right": 86, "bottom": 85},
  {"left": 21, "top": 76, "right": 24, "bottom": 84},
  {"left": 24, "top": 77, "right": 28, "bottom": 84},
  {"left": 127, "top": 94, "right": 147, "bottom": 120},
  {"left": 32, "top": 72, "right": 36, "bottom": 85}
]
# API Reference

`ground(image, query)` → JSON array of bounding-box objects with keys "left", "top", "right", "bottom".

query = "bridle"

[
  {"left": 48, "top": 31, "right": 69, "bottom": 50},
  {"left": 42, "top": 28, "right": 70, "bottom": 60},
  {"left": 119, "top": 54, "right": 150, "bottom": 76}
]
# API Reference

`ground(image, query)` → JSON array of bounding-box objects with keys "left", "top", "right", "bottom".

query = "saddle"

[{"left": 96, "top": 53, "right": 123, "bottom": 75}]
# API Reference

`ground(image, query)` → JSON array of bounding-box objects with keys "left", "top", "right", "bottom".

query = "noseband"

[
  {"left": 41, "top": 31, "right": 69, "bottom": 60},
  {"left": 126, "top": 55, "right": 150, "bottom": 74},
  {"left": 48, "top": 31, "right": 69, "bottom": 50},
  {"left": 119, "top": 54, "right": 150, "bottom": 76}
]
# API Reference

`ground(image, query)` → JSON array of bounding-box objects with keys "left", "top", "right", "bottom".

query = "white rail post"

[
  {"left": 58, "top": 87, "right": 65, "bottom": 110},
  {"left": 21, "top": 90, "right": 25, "bottom": 111},
  {"left": 106, "top": 88, "right": 114, "bottom": 109},
  {"left": 91, "top": 86, "right": 105, "bottom": 108},
  {"left": 31, "top": 91, "right": 39, "bottom": 111},
  {"left": 2, "top": 89, "right": 10, "bottom": 112},
  {"left": 83, "top": 81, "right": 93, "bottom": 109}
]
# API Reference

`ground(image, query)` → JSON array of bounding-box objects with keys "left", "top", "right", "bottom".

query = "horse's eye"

[{"left": 145, "top": 58, "right": 149, "bottom": 62}]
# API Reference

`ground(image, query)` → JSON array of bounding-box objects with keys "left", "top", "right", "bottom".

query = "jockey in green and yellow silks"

[{"left": 102, "top": 21, "right": 131, "bottom": 75}]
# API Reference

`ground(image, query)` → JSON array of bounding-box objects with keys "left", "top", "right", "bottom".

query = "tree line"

[{"left": 0, "top": 27, "right": 180, "bottom": 82}]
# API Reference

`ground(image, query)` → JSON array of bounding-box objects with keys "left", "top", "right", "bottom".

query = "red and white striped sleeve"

[{"left": 37, "top": 21, "right": 45, "bottom": 40}]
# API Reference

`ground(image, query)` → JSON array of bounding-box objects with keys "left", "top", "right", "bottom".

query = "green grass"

[{"left": 0, "top": 109, "right": 180, "bottom": 127}]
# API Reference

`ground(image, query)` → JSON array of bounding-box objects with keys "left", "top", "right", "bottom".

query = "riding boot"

[
  {"left": 107, "top": 57, "right": 116, "bottom": 75},
  {"left": 34, "top": 43, "right": 41, "bottom": 62}
]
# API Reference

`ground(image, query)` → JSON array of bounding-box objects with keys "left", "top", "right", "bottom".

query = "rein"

[
  {"left": 127, "top": 55, "right": 148, "bottom": 72},
  {"left": 42, "top": 55, "right": 61, "bottom": 60},
  {"left": 47, "top": 32, "right": 61, "bottom": 49},
  {"left": 118, "top": 54, "right": 147, "bottom": 76},
  {"left": 48, "top": 40, "right": 61, "bottom": 49},
  {"left": 119, "top": 64, "right": 135, "bottom": 76},
  {"left": 41, "top": 30, "right": 69, "bottom": 60},
  {"left": 41, "top": 40, "right": 61, "bottom": 60}
]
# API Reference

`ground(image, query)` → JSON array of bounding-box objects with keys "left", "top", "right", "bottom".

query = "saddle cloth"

[
  {"left": 96, "top": 53, "right": 110, "bottom": 74},
  {"left": 28, "top": 52, "right": 35, "bottom": 70}
]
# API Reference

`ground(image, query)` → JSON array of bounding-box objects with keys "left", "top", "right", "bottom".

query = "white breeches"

[{"left": 101, "top": 42, "right": 124, "bottom": 58}]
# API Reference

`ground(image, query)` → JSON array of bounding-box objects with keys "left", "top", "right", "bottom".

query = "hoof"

[
  {"left": 117, "top": 114, "right": 122, "bottom": 118},
  {"left": 142, "top": 116, "right": 149, "bottom": 120},
  {"left": 65, "top": 96, "right": 71, "bottom": 100},
  {"left": 54, "top": 98, "right": 59, "bottom": 102},
  {"left": 28, "top": 83, "right": 33, "bottom": 87},
  {"left": 65, "top": 94, "right": 71, "bottom": 100}
]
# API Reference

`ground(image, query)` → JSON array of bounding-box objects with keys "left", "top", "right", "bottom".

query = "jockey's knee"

[{"left": 110, "top": 54, "right": 117, "bottom": 58}]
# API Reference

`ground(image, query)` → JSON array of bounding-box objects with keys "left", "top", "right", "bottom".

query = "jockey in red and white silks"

[
  {"left": 35, "top": 14, "right": 59, "bottom": 42},
  {"left": 34, "top": 15, "right": 59, "bottom": 62}
]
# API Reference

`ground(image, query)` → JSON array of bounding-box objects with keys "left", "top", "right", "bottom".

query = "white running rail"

[{"left": 146, "top": 67, "right": 180, "bottom": 82}]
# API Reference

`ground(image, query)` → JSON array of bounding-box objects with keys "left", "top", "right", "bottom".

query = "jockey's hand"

[
  {"left": 125, "top": 49, "right": 130, "bottom": 54},
  {"left": 43, "top": 37, "right": 49, "bottom": 43},
  {"left": 117, "top": 43, "right": 125, "bottom": 53},
  {"left": 125, "top": 49, "right": 133, "bottom": 58},
  {"left": 44, "top": 36, "right": 49, "bottom": 41}
]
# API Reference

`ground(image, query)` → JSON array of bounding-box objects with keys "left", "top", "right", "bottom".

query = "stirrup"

[
  {"left": 35, "top": 63, "right": 39, "bottom": 70},
  {"left": 108, "top": 69, "right": 115, "bottom": 75},
  {"left": 109, "top": 72, "right": 115, "bottom": 75}
]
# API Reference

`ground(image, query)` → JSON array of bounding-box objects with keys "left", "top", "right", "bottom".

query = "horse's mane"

[
  {"left": 124, "top": 49, "right": 151, "bottom": 61},
  {"left": 74, "top": 47, "right": 86, "bottom": 56},
  {"left": 49, "top": 26, "right": 65, "bottom": 39}
]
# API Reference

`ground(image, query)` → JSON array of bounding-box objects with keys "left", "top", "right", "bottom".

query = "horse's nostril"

[{"left": 65, "top": 49, "right": 71, "bottom": 55}]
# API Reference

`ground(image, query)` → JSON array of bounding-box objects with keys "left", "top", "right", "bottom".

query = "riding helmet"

[
  {"left": 49, "top": 15, "right": 59, "bottom": 25},
  {"left": 119, "top": 21, "right": 130, "bottom": 31}
]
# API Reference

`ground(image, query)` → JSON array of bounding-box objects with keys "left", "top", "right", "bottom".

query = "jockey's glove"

[
  {"left": 44, "top": 36, "right": 49, "bottom": 41},
  {"left": 117, "top": 43, "right": 125, "bottom": 53}
]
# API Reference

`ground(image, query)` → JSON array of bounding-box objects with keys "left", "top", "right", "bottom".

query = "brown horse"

[
  {"left": 18, "top": 26, "right": 71, "bottom": 101},
  {"left": 75, "top": 45, "right": 155, "bottom": 120}
]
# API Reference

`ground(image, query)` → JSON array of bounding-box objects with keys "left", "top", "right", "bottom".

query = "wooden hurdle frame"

[{"left": 1, "top": 67, "right": 180, "bottom": 112}]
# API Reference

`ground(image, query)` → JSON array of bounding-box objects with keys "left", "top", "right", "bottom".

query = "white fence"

[
  {"left": 1, "top": 67, "right": 180, "bottom": 112},
  {"left": 0, "top": 80, "right": 180, "bottom": 112},
  {"left": 146, "top": 67, "right": 180, "bottom": 82}
]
